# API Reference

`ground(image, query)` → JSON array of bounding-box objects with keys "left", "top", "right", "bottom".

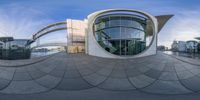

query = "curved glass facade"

[{"left": 94, "top": 13, "right": 154, "bottom": 56}]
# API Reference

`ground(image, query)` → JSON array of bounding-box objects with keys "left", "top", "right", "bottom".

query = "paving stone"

[
  {"left": 15, "top": 67, "right": 27, "bottom": 73},
  {"left": 159, "top": 72, "right": 178, "bottom": 81},
  {"left": 0, "top": 71, "right": 14, "bottom": 80},
  {"left": 53, "top": 65, "right": 67, "bottom": 71},
  {"left": 109, "top": 69, "right": 127, "bottom": 78},
  {"left": 137, "top": 66, "right": 151, "bottom": 73},
  {"left": 129, "top": 75, "right": 155, "bottom": 88},
  {"left": 1, "top": 67, "right": 16, "bottom": 73},
  {"left": 145, "top": 63, "right": 157, "bottom": 69},
  {"left": 87, "top": 65, "right": 101, "bottom": 72},
  {"left": 144, "top": 69, "right": 162, "bottom": 79},
  {"left": 96, "top": 68, "right": 113, "bottom": 76},
  {"left": 13, "top": 72, "right": 32, "bottom": 81},
  {"left": 83, "top": 73, "right": 107, "bottom": 86},
  {"left": 142, "top": 80, "right": 192, "bottom": 94},
  {"left": 126, "top": 68, "right": 142, "bottom": 77},
  {"left": 0, "top": 78, "right": 11, "bottom": 90},
  {"left": 39, "top": 65, "right": 57, "bottom": 73},
  {"left": 150, "top": 63, "right": 165, "bottom": 71},
  {"left": 181, "top": 76, "right": 200, "bottom": 92},
  {"left": 28, "top": 70, "right": 46, "bottom": 79},
  {"left": 183, "top": 63, "right": 199, "bottom": 70},
  {"left": 98, "top": 78, "right": 135, "bottom": 90},
  {"left": 56, "top": 78, "right": 93, "bottom": 90},
  {"left": 177, "top": 70, "right": 195, "bottom": 79},
  {"left": 35, "top": 75, "right": 61, "bottom": 88},
  {"left": 0, "top": 56, "right": 48, "bottom": 67},
  {"left": 49, "top": 70, "right": 65, "bottom": 78},
  {"left": 64, "top": 70, "right": 81, "bottom": 78},
  {"left": 78, "top": 68, "right": 95, "bottom": 76},
  {"left": 26, "top": 66, "right": 38, "bottom": 72},
  {"left": 174, "top": 63, "right": 187, "bottom": 72},
  {"left": 189, "top": 68, "right": 200, "bottom": 75},
  {"left": 163, "top": 63, "right": 175, "bottom": 72},
  {"left": 0, "top": 80, "right": 48, "bottom": 94}
]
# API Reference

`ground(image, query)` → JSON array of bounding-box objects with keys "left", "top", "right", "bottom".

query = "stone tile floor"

[{"left": 0, "top": 52, "right": 200, "bottom": 99}]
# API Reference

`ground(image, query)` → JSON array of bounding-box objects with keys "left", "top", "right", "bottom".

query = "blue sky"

[{"left": 0, "top": 0, "right": 200, "bottom": 48}]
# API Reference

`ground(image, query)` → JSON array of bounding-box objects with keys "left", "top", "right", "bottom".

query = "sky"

[{"left": 0, "top": 0, "right": 200, "bottom": 48}]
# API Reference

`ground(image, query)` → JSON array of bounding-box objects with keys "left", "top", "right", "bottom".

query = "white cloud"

[
  {"left": 0, "top": 4, "right": 54, "bottom": 39},
  {"left": 158, "top": 9, "right": 200, "bottom": 48}
]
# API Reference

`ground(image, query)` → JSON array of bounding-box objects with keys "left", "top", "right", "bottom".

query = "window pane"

[
  {"left": 109, "top": 28, "right": 120, "bottom": 39},
  {"left": 110, "top": 16, "right": 120, "bottom": 27}
]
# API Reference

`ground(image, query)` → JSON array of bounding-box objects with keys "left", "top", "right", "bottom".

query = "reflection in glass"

[{"left": 0, "top": 37, "right": 31, "bottom": 60}]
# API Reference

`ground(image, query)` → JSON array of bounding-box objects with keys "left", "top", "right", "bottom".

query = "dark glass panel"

[
  {"left": 121, "top": 40, "right": 126, "bottom": 55},
  {"left": 108, "top": 27, "right": 121, "bottom": 39},
  {"left": 95, "top": 17, "right": 109, "bottom": 30},
  {"left": 121, "top": 16, "right": 132, "bottom": 27},
  {"left": 110, "top": 16, "right": 121, "bottom": 27},
  {"left": 108, "top": 39, "right": 120, "bottom": 55}
]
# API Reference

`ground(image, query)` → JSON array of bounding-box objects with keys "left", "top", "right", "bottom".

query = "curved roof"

[{"left": 156, "top": 15, "right": 174, "bottom": 33}]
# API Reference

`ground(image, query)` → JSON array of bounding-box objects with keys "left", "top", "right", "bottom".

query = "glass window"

[
  {"left": 132, "top": 21, "right": 143, "bottom": 30},
  {"left": 110, "top": 16, "right": 121, "bottom": 27},
  {"left": 109, "top": 28, "right": 121, "bottom": 39},
  {"left": 121, "top": 16, "right": 132, "bottom": 27},
  {"left": 94, "top": 13, "right": 153, "bottom": 56}
]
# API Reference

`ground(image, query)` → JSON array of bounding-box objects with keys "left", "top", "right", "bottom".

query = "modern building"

[
  {"left": 64, "top": 9, "right": 173, "bottom": 58},
  {"left": 195, "top": 37, "right": 200, "bottom": 53},
  {"left": 171, "top": 40, "right": 199, "bottom": 53},
  {"left": 186, "top": 40, "right": 198, "bottom": 53},
  {"left": 157, "top": 45, "right": 167, "bottom": 51},
  {"left": 0, "top": 37, "right": 32, "bottom": 60},
  {"left": 171, "top": 40, "right": 178, "bottom": 52},
  {"left": 177, "top": 41, "right": 187, "bottom": 52}
]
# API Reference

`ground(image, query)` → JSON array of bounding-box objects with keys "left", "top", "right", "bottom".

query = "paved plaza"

[{"left": 0, "top": 52, "right": 200, "bottom": 99}]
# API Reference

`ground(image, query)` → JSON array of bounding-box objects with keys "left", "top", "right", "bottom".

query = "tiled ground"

[{"left": 0, "top": 52, "right": 200, "bottom": 96}]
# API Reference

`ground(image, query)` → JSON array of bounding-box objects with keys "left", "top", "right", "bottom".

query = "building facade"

[
  {"left": 178, "top": 41, "right": 187, "bottom": 52},
  {"left": 171, "top": 40, "right": 178, "bottom": 52},
  {"left": 67, "top": 9, "right": 173, "bottom": 58},
  {"left": 195, "top": 37, "right": 200, "bottom": 53},
  {"left": 66, "top": 19, "right": 86, "bottom": 53},
  {"left": 0, "top": 37, "right": 31, "bottom": 60},
  {"left": 171, "top": 40, "right": 199, "bottom": 53},
  {"left": 186, "top": 40, "right": 198, "bottom": 53}
]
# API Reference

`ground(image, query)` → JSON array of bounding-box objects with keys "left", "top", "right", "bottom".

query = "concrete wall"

[{"left": 66, "top": 19, "right": 87, "bottom": 53}]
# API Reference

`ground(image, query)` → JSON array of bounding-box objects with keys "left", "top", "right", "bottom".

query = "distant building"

[
  {"left": 0, "top": 41, "right": 4, "bottom": 58},
  {"left": 157, "top": 45, "right": 166, "bottom": 51},
  {"left": 195, "top": 37, "right": 200, "bottom": 53},
  {"left": 171, "top": 41, "right": 178, "bottom": 51},
  {"left": 171, "top": 40, "right": 199, "bottom": 53},
  {"left": 186, "top": 40, "right": 198, "bottom": 53},
  {"left": 198, "top": 43, "right": 200, "bottom": 53},
  {"left": 177, "top": 41, "right": 186, "bottom": 52}
]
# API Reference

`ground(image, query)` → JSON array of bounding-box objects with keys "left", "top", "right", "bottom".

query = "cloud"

[
  {"left": 0, "top": 4, "right": 54, "bottom": 39},
  {"left": 158, "top": 9, "right": 200, "bottom": 48}
]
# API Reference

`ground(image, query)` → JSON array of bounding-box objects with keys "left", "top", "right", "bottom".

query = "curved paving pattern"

[
  {"left": 0, "top": 52, "right": 200, "bottom": 94},
  {"left": 0, "top": 55, "right": 51, "bottom": 67}
]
